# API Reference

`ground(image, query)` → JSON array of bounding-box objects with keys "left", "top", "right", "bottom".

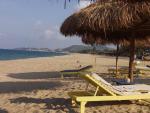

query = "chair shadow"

[
  {"left": 0, "top": 108, "right": 8, "bottom": 113},
  {"left": 133, "top": 78, "right": 150, "bottom": 85},
  {"left": 10, "top": 97, "right": 76, "bottom": 113},
  {"left": 7, "top": 72, "right": 60, "bottom": 79},
  {"left": 7, "top": 71, "right": 84, "bottom": 81},
  {"left": 0, "top": 81, "right": 63, "bottom": 93},
  {"left": 87, "top": 100, "right": 150, "bottom": 108},
  {"left": 111, "top": 78, "right": 150, "bottom": 85},
  {"left": 87, "top": 100, "right": 132, "bottom": 107},
  {"left": 10, "top": 97, "right": 150, "bottom": 112}
]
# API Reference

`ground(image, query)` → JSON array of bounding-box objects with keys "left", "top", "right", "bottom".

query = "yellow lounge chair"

[
  {"left": 60, "top": 65, "right": 93, "bottom": 79},
  {"left": 135, "top": 66, "right": 150, "bottom": 74},
  {"left": 68, "top": 73, "right": 150, "bottom": 113},
  {"left": 108, "top": 66, "right": 141, "bottom": 75},
  {"left": 108, "top": 66, "right": 128, "bottom": 75}
]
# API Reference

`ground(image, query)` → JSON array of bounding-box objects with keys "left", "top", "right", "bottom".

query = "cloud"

[
  {"left": 53, "top": 25, "right": 59, "bottom": 31},
  {"left": 32, "top": 21, "right": 54, "bottom": 39},
  {"left": 76, "top": 1, "right": 92, "bottom": 10},
  {"left": 33, "top": 20, "right": 44, "bottom": 31},
  {"left": 0, "top": 33, "right": 6, "bottom": 39},
  {"left": 44, "top": 29, "right": 54, "bottom": 39},
  {"left": 32, "top": 23, "right": 65, "bottom": 41},
  {"left": 53, "top": 25, "right": 66, "bottom": 40},
  {"left": 35, "top": 20, "right": 43, "bottom": 26}
]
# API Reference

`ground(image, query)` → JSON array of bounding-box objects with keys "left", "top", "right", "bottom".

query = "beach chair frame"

[
  {"left": 60, "top": 65, "right": 93, "bottom": 79},
  {"left": 68, "top": 74, "right": 150, "bottom": 113}
]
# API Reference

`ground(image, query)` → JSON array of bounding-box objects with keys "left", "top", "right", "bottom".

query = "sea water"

[{"left": 0, "top": 49, "right": 66, "bottom": 60}]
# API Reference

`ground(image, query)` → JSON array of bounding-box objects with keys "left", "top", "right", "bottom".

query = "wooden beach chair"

[
  {"left": 108, "top": 66, "right": 141, "bottom": 77},
  {"left": 68, "top": 73, "right": 150, "bottom": 113},
  {"left": 108, "top": 61, "right": 143, "bottom": 76},
  {"left": 60, "top": 65, "right": 93, "bottom": 79},
  {"left": 108, "top": 66, "right": 129, "bottom": 75},
  {"left": 135, "top": 66, "right": 150, "bottom": 74}
]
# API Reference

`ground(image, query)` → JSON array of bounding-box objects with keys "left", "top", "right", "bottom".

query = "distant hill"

[
  {"left": 14, "top": 48, "right": 52, "bottom": 52},
  {"left": 62, "top": 45, "right": 92, "bottom": 52},
  {"left": 14, "top": 45, "right": 116, "bottom": 54},
  {"left": 55, "top": 45, "right": 115, "bottom": 53}
]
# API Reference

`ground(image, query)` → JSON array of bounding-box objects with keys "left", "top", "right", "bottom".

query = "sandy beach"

[{"left": 0, "top": 53, "right": 150, "bottom": 113}]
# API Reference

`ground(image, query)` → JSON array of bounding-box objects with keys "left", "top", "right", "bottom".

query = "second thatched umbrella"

[{"left": 60, "top": 1, "right": 150, "bottom": 82}]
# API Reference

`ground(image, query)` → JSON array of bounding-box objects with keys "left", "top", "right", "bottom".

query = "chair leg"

[
  {"left": 80, "top": 101, "right": 86, "bottom": 113},
  {"left": 61, "top": 73, "right": 64, "bottom": 79},
  {"left": 71, "top": 100, "right": 77, "bottom": 107}
]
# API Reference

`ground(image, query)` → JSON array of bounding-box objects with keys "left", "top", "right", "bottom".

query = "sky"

[{"left": 0, "top": 0, "right": 92, "bottom": 49}]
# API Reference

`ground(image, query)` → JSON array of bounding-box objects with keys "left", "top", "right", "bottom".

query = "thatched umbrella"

[
  {"left": 61, "top": 2, "right": 150, "bottom": 39},
  {"left": 82, "top": 34, "right": 122, "bottom": 75},
  {"left": 60, "top": 1, "right": 150, "bottom": 82}
]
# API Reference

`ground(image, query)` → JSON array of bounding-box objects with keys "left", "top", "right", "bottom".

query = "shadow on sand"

[
  {"left": 7, "top": 72, "right": 60, "bottom": 79},
  {"left": 7, "top": 71, "right": 83, "bottom": 80},
  {"left": 10, "top": 97, "right": 76, "bottom": 113},
  {"left": 111, "top": 78, "right": 150, "bottom": 85},
  {"left": 87, "top": 100, "right": 133, "bottom": 107},
  {"left": 0, "top": 108, "right": 8, "bottom": 113},
  {"left": 10, "top": 97, "right": 148, "bottom": 113},
  {"left": 0, "top": 81, "right": 63, "bottom": 93}
]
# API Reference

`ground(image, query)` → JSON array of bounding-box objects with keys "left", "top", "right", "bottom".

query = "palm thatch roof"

[
  {"left": 82, "top": 34, "right": 150, "bottom": 46},
  {"left": 108, "top": 0, "right": 149, "bottom": 3},
  {"left": 60, "top": 1, "right": 150, "bottom": 44},
  {"left": 64, "top": 0, "right": 149, "bottom": 4}
]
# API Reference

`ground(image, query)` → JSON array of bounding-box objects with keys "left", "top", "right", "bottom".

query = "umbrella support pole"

[
  {"left": 129, "top": 39, "right": 135, "bottom": 83},
  {"left": 116, "top": 44, "right": 119, "bottom": 77}
]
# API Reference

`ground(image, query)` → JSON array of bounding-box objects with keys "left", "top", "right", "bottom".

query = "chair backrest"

[
  {"left": 81, "top": 73, "right": 132, "bottom": 96},
  {"left": 81, "top": 73, "right": 117, "bottom": 96},
  {"left": 79, "top": 65, "right": 93, "bottom": 71},
  {"left": 91, "top": 73, "right": 111, "bottom": 86},
  {"left": 81, "top": 73, "right": 150, "bottom": 96}
]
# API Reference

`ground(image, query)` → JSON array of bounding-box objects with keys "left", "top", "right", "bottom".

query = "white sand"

[{"left": 0, "top": 53, "right": 149, "bottom": 113}]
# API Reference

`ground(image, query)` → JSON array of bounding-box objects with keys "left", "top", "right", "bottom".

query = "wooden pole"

[
  {"left": 92, "top": 44, "right": 97, "bottom": 67},
  {"left": 116, "top": 44, "right": 119, "bottom": 76},
  {"left": 129, "top": 38, "right": 135, "bottom": 83}
]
